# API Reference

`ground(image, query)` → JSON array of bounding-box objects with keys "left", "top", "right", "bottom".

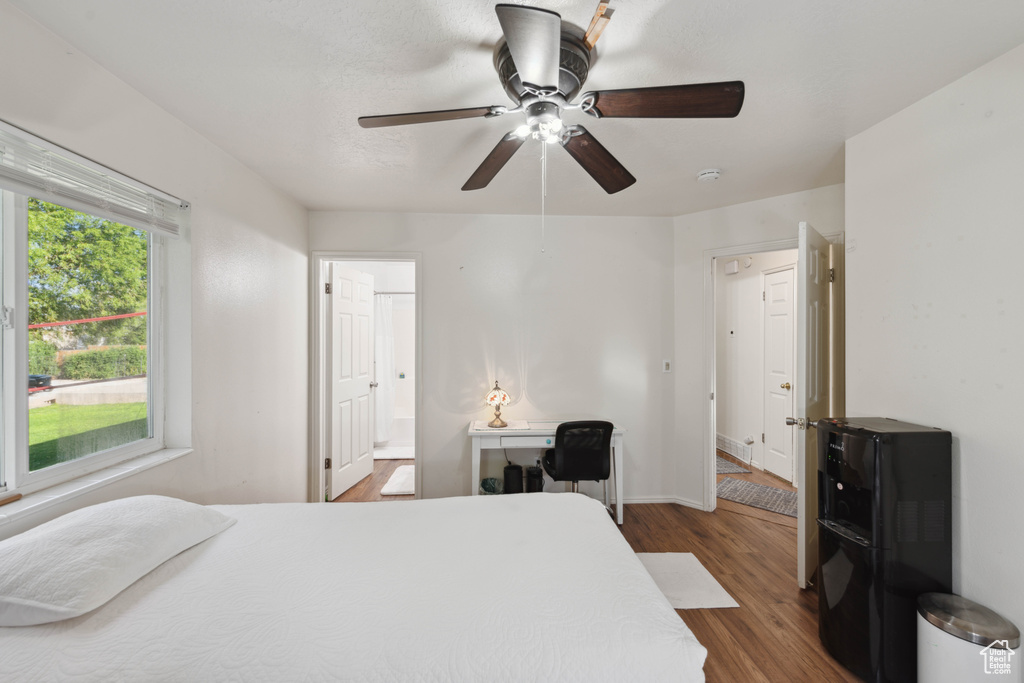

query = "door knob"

[
  {"left": 780, "top": 382, "right": 791, "bottom": 390},
  {"left": 369, "top": 381, "right": 379, "bottom": 389}
]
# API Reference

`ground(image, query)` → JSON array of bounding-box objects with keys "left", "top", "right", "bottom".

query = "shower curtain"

[{"left": 374, "top": 294, "right": 396, "bottom": 443}]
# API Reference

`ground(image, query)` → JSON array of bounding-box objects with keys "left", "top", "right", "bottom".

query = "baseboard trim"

[{"left": 623, "top": 496, "right": 706, "bottom": 510}]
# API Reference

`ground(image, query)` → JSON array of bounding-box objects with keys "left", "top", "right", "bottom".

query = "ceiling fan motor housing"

[
  {"left": 525, "top": 101, "right": 560, "bottom": 126},
  {"left": 495, "top": 31, "right": 592, "bottom": 102}
]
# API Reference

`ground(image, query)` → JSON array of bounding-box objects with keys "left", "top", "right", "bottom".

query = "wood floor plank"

[{"left": 678, "top": 610, "right": 775, "bottom": 683}]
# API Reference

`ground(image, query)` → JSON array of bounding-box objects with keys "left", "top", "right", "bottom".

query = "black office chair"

[{"left": 542, "top": 421, "right": 614, "bottom": 504}]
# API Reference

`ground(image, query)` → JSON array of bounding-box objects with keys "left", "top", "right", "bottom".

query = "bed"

[{"left": 0, "top": 492, "right": 706, "bottom": 681}]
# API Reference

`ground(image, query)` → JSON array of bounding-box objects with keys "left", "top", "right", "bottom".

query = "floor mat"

[
  {"left": 717, "top": 477, "right": 797, "bottom": 517},
  {"left": 716, "top": 456, "right": 750, "bottom": 474},
  {"left": 380, "top": 465, "right": 415, "bottom": 495},
  {"left": 636, "top": 553, "right": 739, "bottom": 609}
]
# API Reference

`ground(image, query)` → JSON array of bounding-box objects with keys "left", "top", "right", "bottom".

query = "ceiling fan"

[{"left": 358, "top": 3, "right": 744, "bottom": 194}]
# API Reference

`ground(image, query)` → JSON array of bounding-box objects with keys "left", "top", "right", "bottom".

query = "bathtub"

[{"left": 377, "top": 416, "right": 414, "bottom": 447}]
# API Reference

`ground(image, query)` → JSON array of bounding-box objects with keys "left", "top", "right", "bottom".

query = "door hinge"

[
  {"left": 324, "top": 458, "right": 332, "bottom": 469},
  {"left": 829, "top": 268, "right": 835, "bottom": 283},
  {"left": 324, "top": 283, "right": 332, "bottom": 294},
  {"left": 761, "top": 433, "right": 765, "bottom": 444},
  {"left": 762, "top": 290, "right": 765, "bottom": 301},
  {"left": 0, "top": 306, "right": 12, "bottom": 329}
]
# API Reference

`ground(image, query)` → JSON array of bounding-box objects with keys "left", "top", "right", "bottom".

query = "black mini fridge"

[{"left": 816, "top": 417, "right": 952, "bottom": 683}]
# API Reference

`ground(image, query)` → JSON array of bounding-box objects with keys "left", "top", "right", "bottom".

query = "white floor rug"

[
  {"left": 636, "top": 553, "right": 739, "bottom": 609},
  {"left": 380, "top": 465, "right": 415, "bottom": 495},
  {"left": 374, "top": 445, "right": 414, "bottom": 460}
]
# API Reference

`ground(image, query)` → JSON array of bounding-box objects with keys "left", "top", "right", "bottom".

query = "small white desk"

[{"left": 468, "top": 420, "right": 625, "bottom": 525}]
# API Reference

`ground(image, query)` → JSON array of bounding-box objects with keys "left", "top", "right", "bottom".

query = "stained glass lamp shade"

[{"left": 485, "top": 381, "right": 511, "bottom": 428}]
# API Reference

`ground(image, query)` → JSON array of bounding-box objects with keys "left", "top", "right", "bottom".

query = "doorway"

[
  {"left": 704, "top": 226, "right": 845, "bottom": 588},
  {"left": 310, "top": 252, "right": 421, "bottom": 503},
  {"left": 714, "top": 249, "right": 797, "bottom": 484}
]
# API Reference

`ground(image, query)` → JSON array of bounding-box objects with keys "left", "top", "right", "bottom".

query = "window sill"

[{"left": 0, "top": 447, "right": 192, "bottom": 527}]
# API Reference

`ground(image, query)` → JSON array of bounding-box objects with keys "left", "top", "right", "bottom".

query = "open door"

[
  {"left": 763, "top": 267, "right": 797, "bottom": 483},
  {"left": 328, "top": 264, "right": 375, "bottom": 500},
  {"left": 793, "top": 222, "right": 831, "bottom": 588}
]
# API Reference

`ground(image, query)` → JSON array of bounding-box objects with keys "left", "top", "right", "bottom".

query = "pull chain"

[{"left": 540, "top": 142, "right": 547, "bottom": 253}]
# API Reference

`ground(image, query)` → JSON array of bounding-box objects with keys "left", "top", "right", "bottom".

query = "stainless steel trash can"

[{"left": 918, "top": 593, "right": 1020, "bottom": 682}]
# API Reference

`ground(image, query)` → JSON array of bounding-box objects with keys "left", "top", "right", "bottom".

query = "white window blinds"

[{"left": 0, "top": 119, "right": 188, "bottom": 237}]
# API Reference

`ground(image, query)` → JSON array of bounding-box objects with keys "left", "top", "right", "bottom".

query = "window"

[
  {"left": 0, "top": 120, "right": 188, "bottom": 495},
  {"left": 27, "top": 198, "right": 151, "bottom": 472}
]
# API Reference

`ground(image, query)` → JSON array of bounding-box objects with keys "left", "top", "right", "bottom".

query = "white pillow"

[{"left": 0, "top": 495, "right": 235, "bottom": 626}]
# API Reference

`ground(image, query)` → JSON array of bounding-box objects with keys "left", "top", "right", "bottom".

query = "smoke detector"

[{"left": 697, "top": 168, "right": 722, "bottom": 182}]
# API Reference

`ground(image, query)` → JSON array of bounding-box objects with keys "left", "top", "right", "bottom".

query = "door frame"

[
  {"left": 703, "top": 233, "right": 842, "bottom": 511},
  {"left": 309, "top": 251, "right": 422, "bottom": 502},
  {"left": 761, "top": 264, "right": 797, "bottom": 484}
]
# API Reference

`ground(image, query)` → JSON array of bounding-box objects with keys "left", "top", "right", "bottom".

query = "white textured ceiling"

[{"left": 9, "top": 0, "right": 1024, "bottom": 216}]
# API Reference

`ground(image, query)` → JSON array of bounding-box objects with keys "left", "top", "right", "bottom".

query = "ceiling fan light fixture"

[{"left": 537, "top": 117, "right": 563, "bottom": 143}]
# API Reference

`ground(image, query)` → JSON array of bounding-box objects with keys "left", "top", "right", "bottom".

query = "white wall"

[
  {"left": 335, "top": 260, "right": 414, "bottom": 294},
  {"left": 846, "top": 44, "right": 1024, "bottom": 628},
  {"left": 715, "top": 249, "right": 798, "bottom": 467},
  {"left": 310, "top": 212, "right": 676, "bottom": 501},
  {"left": 0, "top": 2, "right": 309, "bottom": 536},
  {"left": 674, "top": 185, "right": 845, "bottom": 505}
]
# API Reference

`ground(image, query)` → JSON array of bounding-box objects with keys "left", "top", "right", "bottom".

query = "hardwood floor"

[
  {"left": 332, "top": 458, "right": 414, "bottom": 502},
  {"left": 620, "top": 502, "right": 857, "bottom": 682},
  {"left": 333, "top": 454, "right": 856, "bottom": 681}
]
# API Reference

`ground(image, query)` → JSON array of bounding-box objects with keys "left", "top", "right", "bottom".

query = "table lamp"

[{"left": 485, "top": 381, "right": 511, "bottom": 428}]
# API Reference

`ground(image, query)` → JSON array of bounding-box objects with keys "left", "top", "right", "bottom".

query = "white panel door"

[
  {"left": 328, "top": 264, "right": 375, "bottom": 500},
  {"left": 763, "top": 268, "right": 796, "bottom": 483},
  {"left": 795, "top": 222, "right": 831, "bottom": 589}
]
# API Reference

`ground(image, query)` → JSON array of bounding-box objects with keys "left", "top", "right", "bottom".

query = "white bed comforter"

[{"left": 1, "top": 493, "right": 706, "bottom": 681}]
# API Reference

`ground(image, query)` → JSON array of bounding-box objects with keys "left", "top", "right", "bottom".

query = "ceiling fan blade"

[
  {"left": 495, "top": 4, "right": 561, "bottom": 93},
  {"left": 560, "top": 126, "right": 636, "bottom": 194},
  {"left": 582, "top": 81, "right": 745, "bottom": 118},
  {"left": 584, "top": 1, "right": 609, "bottom": 37},
  {"left": 462, "top": 132, "right": 527, "bottom": 191},
  {"left": 358, "top": 106, "right": 503, "bottom": 129},
  {"left": 583, "top": 2, "right": 613, "bottom": 50}
]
